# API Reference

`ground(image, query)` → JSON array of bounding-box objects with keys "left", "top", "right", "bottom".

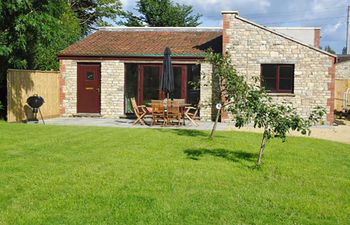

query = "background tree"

[
  {"left": 342, "top": 47, "right": 347, "bottom": 55},
  {"left": 205, "top": 51, "right": 326, "bottom": 165},
  {"left": 68, "top": 0, "right": 123, "bottom": 34},
  {"left": 121, "top": 0, "right": 201, "bottom": 27},
  {"left": 323, "top": 45, "right": 336, "bottom": 54},
  {"left": 0, "top": 0, "right": 81, "bottom": 118}
]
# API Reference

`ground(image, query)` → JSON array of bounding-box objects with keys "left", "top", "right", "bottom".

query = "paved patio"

[
  {"left": 42, "top": 117, "right": 231, "bottom": 131},
  {"left": 33, "top": 117, "right": 350, "bottom": 144}
]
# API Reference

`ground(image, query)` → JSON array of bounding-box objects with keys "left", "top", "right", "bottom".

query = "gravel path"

[{"left": 227, "top": 124, "right": 350, "bottom": 145}]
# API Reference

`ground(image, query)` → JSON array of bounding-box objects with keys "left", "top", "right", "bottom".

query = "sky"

[{"left": 119, "top": 0, "right": 350, "bottom": 54}]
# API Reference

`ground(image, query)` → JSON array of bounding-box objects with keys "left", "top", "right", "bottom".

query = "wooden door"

[{"left": 77, "top": 63, "right": 101, "bottom": 113}]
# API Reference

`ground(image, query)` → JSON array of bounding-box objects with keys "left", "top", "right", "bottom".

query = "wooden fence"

[
  {"left": 335, "top": 79, "right": 350, "bottom": 112},
  {"left": 7, "top": 69, "right": 60, "bottom": 122}
]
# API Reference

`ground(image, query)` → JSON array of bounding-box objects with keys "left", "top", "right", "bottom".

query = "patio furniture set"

[{"left": 131, "top": 97, "right": 199, "bottom": 126}]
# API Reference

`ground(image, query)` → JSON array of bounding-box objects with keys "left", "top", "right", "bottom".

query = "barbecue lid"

[{"left": 27, "top": 95, "right": 45, "bottom": 108}]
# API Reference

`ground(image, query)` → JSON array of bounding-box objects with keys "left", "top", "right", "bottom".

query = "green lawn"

[{"left": 0, "top": 123, "right": 349, "bottom": 225}]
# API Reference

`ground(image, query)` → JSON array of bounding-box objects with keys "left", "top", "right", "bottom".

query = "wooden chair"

[
  {"left": 130, "top": 97, "right": 149, "bottom": 125},
  {"left": 166, "top": 100, "right": 183, "bottom": 126},
  {"left": 184, "top": 102, "right": 200, "bottom": 126},
  {"left": 151, "top": 100, "right": 165, "bottom": 125}
]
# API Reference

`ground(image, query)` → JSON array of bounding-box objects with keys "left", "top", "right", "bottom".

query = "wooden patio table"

[{"left": 148, "top": 101, "right": 191, "bottom": 126}]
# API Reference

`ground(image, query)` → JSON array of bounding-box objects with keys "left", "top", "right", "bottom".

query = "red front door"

[{"left": 77, "top": 63, "right": 101, "bottom": 113}]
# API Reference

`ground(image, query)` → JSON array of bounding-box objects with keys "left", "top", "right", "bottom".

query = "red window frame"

[
  {"left": 261, "top": 64, "right": 294, "bottom": 93},
  {"left": 137, "top": 64, "right": 188, "bottom": 105}
]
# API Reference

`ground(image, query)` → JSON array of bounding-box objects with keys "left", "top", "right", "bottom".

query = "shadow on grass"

[
  {"left": 155, "top": 128, "right": 208, "bottom": 137},
  {"left": 184, "top": 148, "right": 258, "bottom": 163},
  {"left": 171, "top": 129, "right": 209, "bottom": 137},
  {"left": 156, "top": 128, "right": 226, "bottom": 138}
]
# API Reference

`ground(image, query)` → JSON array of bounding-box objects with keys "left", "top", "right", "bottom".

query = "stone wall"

[
  {"left": 336, "top": 60, "right": 350, "bottom": 80},
  {"left": 222, "top": 11, "right": 336, "bottom": 124},
  {"left": 60, "top": 59, "right": 214, "bottom": 120},
  {"left": 200, "top": 62, "right": 213, "bottom": 121},
  {"left": 60, "top": 60, "right": 77, "bottom": 115},
  {"left": 100, "top": 61, "right": 124, "bottom": 117},
  {"left": 59, "top": 60, "right": 125, "bottom": 118}
]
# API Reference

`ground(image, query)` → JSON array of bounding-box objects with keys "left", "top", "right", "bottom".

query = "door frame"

[
  {"left": 137, "top": 64, "right": 163, "bottom": 105},
  {"left": 137, "top": 64, "right": 188, "bottom": 105},
  {"left": 77, "top": 63, "right": 101, "bottom": 113}
]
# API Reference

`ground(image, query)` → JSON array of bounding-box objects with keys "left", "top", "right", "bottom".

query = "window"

[
  {"left": 261, "top": 64, "right": 294, "bottom": 93},
  {"left": 124, "top": 63, "right": 200, "bottom": 114},
  {"left": 86, "top": 72, "right": 95, "bottom": 80}
]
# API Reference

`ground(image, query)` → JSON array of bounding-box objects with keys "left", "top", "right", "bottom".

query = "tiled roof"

[
  {"left": 337, "top": 54, "right": 350, "bottom": 63},
  {"left": 60, "top": 27, "right": 223, "bottom": 57}
]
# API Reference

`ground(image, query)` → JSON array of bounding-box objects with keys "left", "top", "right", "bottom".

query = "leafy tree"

[
  {"left": 121, "top": 0, "right": 201, "bottom": 27},
  {"left": 0, "top": 0, "right": 81, "bottom": 69},
  {"left": 68, "top": 0, "right": 123, "bottom": 34},
  {"left": 0, "top": 0, "right": 81, "bottom": 118},
  {"left": 205, "top": 51, "right": 326, "bottom": 165},
  {"left": 323, "top": 45, "right": 336, "bottom": 54}
]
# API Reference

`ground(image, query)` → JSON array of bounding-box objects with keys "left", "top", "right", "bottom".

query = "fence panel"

[
  {"left": 335, "top": 79, "right": 350, "bottom": 112},
  {"left": 7, "top": 69, "right": 60, "bottom": 122}
]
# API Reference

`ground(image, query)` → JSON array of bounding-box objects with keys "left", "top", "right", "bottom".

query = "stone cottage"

[
  {"left": 59, "top": 27, "right": 221, "bottom": 121},
  {"left": 59, "top": 11, "right": 336, "bottom": 124}
]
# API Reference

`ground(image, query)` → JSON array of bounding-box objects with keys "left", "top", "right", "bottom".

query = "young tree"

[
  {"left": 237, "top": 89, "right": 326, "bottom": 165},
  {"left": 205, "top": 51, "right": 326, "bottom": 165},
  {"left": 204, "top": 50, "right": 249, "bottom": 138},
  {"left": 121, "top": 0, "right": 202, "bottom": 27},
  {"left": 68, "top": 0, "right": 123, "bottom": 34}
]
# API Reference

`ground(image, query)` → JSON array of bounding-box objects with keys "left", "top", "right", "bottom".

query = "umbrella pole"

[{"left": 166, "top": 92, "right": 169, "bottom": 126}]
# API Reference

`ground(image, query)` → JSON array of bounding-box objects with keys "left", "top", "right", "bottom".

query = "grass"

[{"left": 0, "top": 122, "right": 349, "bottom": 225}]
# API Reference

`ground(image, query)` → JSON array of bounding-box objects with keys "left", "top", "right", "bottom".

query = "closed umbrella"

[{"left": 160, "top": 47, "right": 174, "bottom": 100}]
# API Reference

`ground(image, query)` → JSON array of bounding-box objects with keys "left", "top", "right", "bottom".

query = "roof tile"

[{"left": 60, "top": 30, "right": 222, "bottom": 57}]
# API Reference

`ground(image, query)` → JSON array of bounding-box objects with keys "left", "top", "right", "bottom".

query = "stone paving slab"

[
  {"left": 35, "top": 117, "right": 350, "bottom": 145},
  {"left": 41, "top": 117, "right": 229, "bottom": 131}
]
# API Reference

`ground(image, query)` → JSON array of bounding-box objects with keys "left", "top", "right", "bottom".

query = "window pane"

[
  {"left": 173, "top": 67, "right": 182, "bottom": 99},
  {"left": 187, "top": 64, "right": 200, "bottom": 105},
  {"left": 280, "top": 66, "right": 293, "bottom": 79},
  {"left": 261, "top": 64, "right": 277, "bottom": 79},
  {"left": 143, "top": 67, "right": 160, "bottom": 105},
  {"left": 86, "top": 72, "right": 94, "bottom": 80},
  {"left": 125, "top": 64, "right": 138, "bottom": 113},
  {"left": 262, "top": 78, "right": 276, "bottom": 91},
  {"left": 279, "top": 79, "right": 293, "bottom": 91}
]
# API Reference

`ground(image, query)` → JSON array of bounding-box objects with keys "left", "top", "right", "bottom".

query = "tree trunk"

[
  {"left": 257, "top": 130, "right": 268, "bottom": 165},
  {"left": 209, "top": 108, "right": 221, "bottom": 139}
]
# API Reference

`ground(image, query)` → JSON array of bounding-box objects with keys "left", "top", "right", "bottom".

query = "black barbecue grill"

[{"left": 26, "top": 94, "right": 45, "bottom": 124}]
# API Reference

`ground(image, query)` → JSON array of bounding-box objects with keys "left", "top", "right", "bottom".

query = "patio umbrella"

[{"left": 160, "top": 47, "right": 174, "bottom": 100}]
